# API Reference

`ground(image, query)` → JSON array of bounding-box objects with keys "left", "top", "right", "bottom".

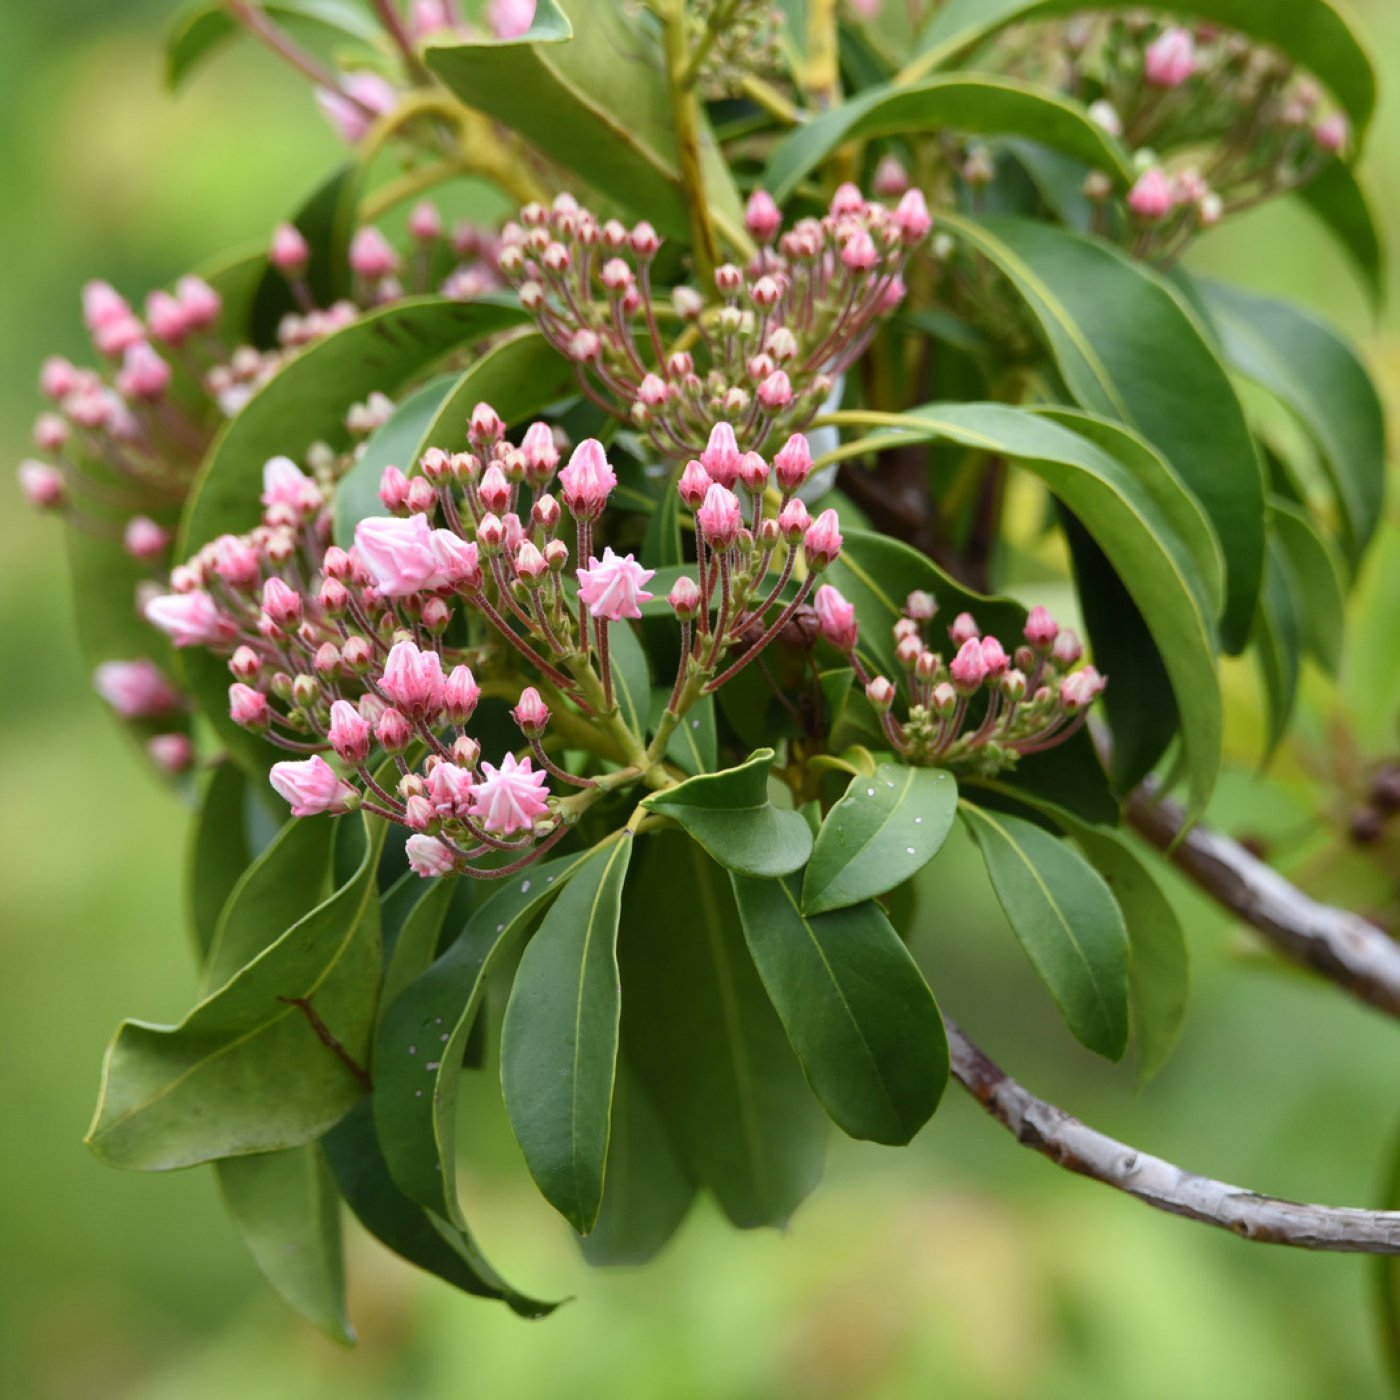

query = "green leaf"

[
  {"left": 607, "top": 622, "right": 652, "bottom": 745},
  {"left": 959, "top": 803, "right": 1129, "bottom": 1060},
  {"left": 654, "top": 688, "right": 717, "bottom": 776},
  {"left": 203, "top": 815, "right": 335, "bottom": 993},
  {"left": 619, "top": 834, "right": 827, "bottom": 1228},
  {"left": 1270, "top": 497, "right": 1347, "bottom": 675},
  {"left": 1200, "top": 279, "right": 1386, "bottom": 570},
  {"left": 913, "top": 0, "right": 1376, "bottom": 138},
  {"left": 215, "top": 1146, "right": 352, "bottom": 1343},
  {"left": 731, "top": 874, "right": 948, "bottom": 1145},
  {"left": 803, "top": 764, "right": 958, "bottom": 915},
  {"left": 642, "top": 471, "right": 684, "bottom": 568},
  {"left": 642, "top": 747, "right": 812, "bottom": 877},
  {"left": 579, "top": 1060, "right": 696, "bottom": 1267},
  {"left": 334, "top": 331, "right": 577, "bottom": 547},
  {"left": 165, "top": 0, "right": 381, "bottom": 91},
  {"left": 1296, "top": 160, "right": 1387, "bottom": 311},
  {"left": 834, "top": 405, "right": 1222, "bottom": 817},
  {"left": 425, "top": 0, "right": 750, "bottom": 253},
  {"left": 941, "top": 214, "right": 1263, "bottom": 651},
  {"left": 187, "top": 761, "right": 255, "bottom": 960},
  {"left": 87, "top": 814, "right": 385, "bottom": 1171},
  {"left": 766, "top": 74, "right": 1133, "bottom": 202},
  {"left": 379, "top": 874, "right": 461, "bottom": 1019},
  {"left": 501, "top": 834, "right": 634, "bottom": 1233},
  {"left": 375, "top": 851, "right": 592, "bottom": 1222},
  {"left": 1253, "top": 532, "right": 1304, "bottom": 761},
  {"left": 324, "top": 1100, "right": 557, "bottom": 1316}
]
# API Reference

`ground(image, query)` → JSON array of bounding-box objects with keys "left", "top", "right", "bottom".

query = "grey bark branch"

[
  {"left": 946, "top": 1018, "right": 1400, "bottom": 1253},
  {"left": 1126, "top": 781, "right": 1400, "bottom": 1019}
]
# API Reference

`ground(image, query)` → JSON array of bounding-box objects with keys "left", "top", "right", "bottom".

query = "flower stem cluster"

[
  {"left": 497, "top": 184, "right": 930, "bottom": 462},
  {"left": 682, "top": 0, "right": 785, "bottom": 99}
]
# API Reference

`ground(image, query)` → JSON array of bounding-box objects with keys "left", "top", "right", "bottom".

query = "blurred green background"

[{"left": 3, "top": 3, "right": 1400, "bottom": 1396}]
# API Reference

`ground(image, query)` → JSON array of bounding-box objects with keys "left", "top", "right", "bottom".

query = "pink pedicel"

[
  {"left": 470, "top": 752, "right": 550, "bottom": 835},
  {"left": 269, "top": 754, "right": 359, "bottom": 817},
  {"left": 94, "top": 659, "right": 180, "bottom": 718},
  {"left": 576, "top": 548, "right": 656, "bottom": 621}
]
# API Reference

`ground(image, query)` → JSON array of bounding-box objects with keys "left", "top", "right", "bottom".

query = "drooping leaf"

[
  {"left": 87, "top": 814, "right": 385, "bottom": 1171},
  {"left": 642, "top": 471, "right": 684, "bottom": 568},
  {"left": 501, "top": 834, "right": 634, "bottom": 1234},
  {"left": 1269, "top": 497, "right": 1347, "bottom": 675},
  {"left": 803, "top": 764, "right": 958, "bottom": 915},
  {"left": 379, "top": 874, "right": 461, "bottom": 1018},
  {"left": 1252, "top": 533, "right": 1304, "bottom": 762},
  {"left": 1200, "top": 279, "right": 1386, "bottom": 570},
  {"left": 731, "top": 873, "right": 948, "bottom": 1144},
  {"left": 1295, "top": 160, "right": 1387, "bottom": 311},
  {"left": 619, "top": 833, "right": 827, "bottom": 1228},
  {"left": 425, "top": 0, "right": 751, "bottom": 252},
  {"left": 188, "top": 760, "right": 255, "bottom": 960},
  {"left": 375, "top": 851, "right": 592, "bottom": 1222},
  {"left": 324, "top": 1099, "right": 557, "bottom": 1317},
  {"left": 912, "top": 0, "right": 1376, "bottom": 139},
  {"left": 334, "top": 331, "right": 577, "bottom": 547},
  {"left": 641, "top": 747, "right": 812, "bottom": 877},
  {"left": 959, "top": 803, "right": 1129, "bottom": 1060},
  {"left": 765, "top": 74, "right": 1133, "bottom": 202},
  {"left": 579, "top": 1059, "right": 697, "bottom": 1267},
  {"left": 215, "top": 1146, "right": 352, "bottom": 1343},
  {"left": 940, "top": 214, "right": 1263, "bottom": 651}
]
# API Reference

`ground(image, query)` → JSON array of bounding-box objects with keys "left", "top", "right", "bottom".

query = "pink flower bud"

[
  {"left": 145, "top": 290, "right": 191, "bottom": 346},
  {"left": 600, "top": 258, "right": 633, "bottom": 295},
  {"left": 777, "top": 497, "right": 810, "bottom": 542},
  {"left": 672, "top": 287, "right": 703, "bottom": 321},
  {"left": 355, "top": 513, "right": 443, "bottom": 595},
  {"left": 123, "top": 515, "right": 169, "bottom": 561},
  {"left": 469, "top": 401, "right": 505, "bottom": 447},
  {"left": 1024, "top": 605, "right": 1059, "bottom": 650},
  {"left": 379, "top": 465, "right": 411, "bottom": 511},
  {"left": 895, "top": 634, "right": 922, "bottom": 670},
  {"left": 773, "top": 433, "right": 813, "bottom": 493},
  {"left": 1128, "top": 168, "right": 1174, "bottom": 221},
  {"left": 426, "top": 762, "right": 473, "bottom": 817},
  {"left": 406, "top": 477, "right": 438, "bottom": 515},
  {"left": 979, "top": 635, "right": 1009, "bottom": 677},
  {"left": 443, "top": 664, "right": 481, "bottom": 724},
  {"left": 700, "top": 422, "right": 742, "bottom": 488},
  {"left": 893, "top": 189, "right": 932, "bottom": 243},
  {"left": 228, "top": 682, "right": 270, "bottom": 729},
  {"left": 576, "top": 546, "right": 656, "bottom": 621},
  {"left": 512, "top": 685, "right": 551, "bottom": 735},
  {"left": 117, "top": 343, "right": 171, "bottom": 401},
  {"left": 931, "top": 681, "right": 957, "bottom": 716},
  {"left": 176, "top": 276, "right": 221, "bottom": 331},
  {"left": 421, "top": 597, "right": 452, "bottom": 633},
  {"left": 558, "top": 438, "right": 617, "bottom": 520},
  {"left": 1059, "top": 664, "right": 1106, "bottom": 710},
  {"left": 478, "top": 463, "right": 512, "bottom": 514},
  {"left": 1315, "top": 114, "right": 1350, "bottom": 153},
  {"left": 324, "top": 698, "right": 370, "bottom": 764},
  {"left": 520, "top": 420, "right": 560, "bottom": 482},
  {"left": 269, "top": 754, "right": 358, "bottom": 816},
  {"left": 696, "top": 483, "right": 743, "bottom": 548},
  {"left": 873, "top": 156, "right": 910, "bottom": 197},
  {"left": 638, "top": 373, "right": 670, "bottom": 408},
  {"left": 230, "top": 646, "right": 262, "bottom": 681},
  {"left": 270, "top": 222, "right": 310, "bottom": 273},
  {"left": 948, "top": 612, "right": 980, "bottom": 646},
  {"left": 904, "top": 590, "right": 937, "bottom": 622},
  {"left": 32, "top": 413, "right": 68, "bottom": 453},
  {"left": 40, "top": 356, "right": 81, "bottom": 401},
  {"left": 262, "top": 456, "right": 321, "bottom": 515},
  {"left": 95, "top": 659, "right": 180, "bottom": 717},
  {"left": 403, "top": 794, "right": 435, "bottom": 830},
  {"left": 715, "top": 263, "right": 743, "bottom": 296},
  {"left": 379, "top": 639, "right": 445, "bottom": 719},
  {"left": 406, "top": 833, "right": 458, "bottom": 878},
  {"left": 477, "top": 513, "right": 505, "bottom": 553},
  {"left": 757, "top": 371, "right": 793, "bottom": 410},
  {"left": 894, "top": 617, "right": 920, "bottom": 641},
  {"left": 865, "top": 675, "right": 896, "bottom": 711},
  {"left": 814, "top": 584, "right": 858, "bottom": 651},
  {"left": 830, "top": 182, "right": 865, "bottom": 217},
  {"left": 803, "top": 509, "right": 843, "bottom": 570},
  {"left": 487, "top": 0, "right": 536, "bottom": 39},
  {"left": 1144, "top": 26, "right": 1195, "bottom": 88},
  {"left": 470, "top": 752, "right": 550, "bottom": 835},
  {"left": 515, "top": 540, "right": 548, "bottom": 581},
  {"left": 145, "top": 590, "right": 234, "bottom": 648},
  {"left": 408, "top": 200, "right": 442, "bottom": 243},
  {"left": 745, "top": 189, "right": 782, "bottom": 243},
  {"left": 350, "top": 227, "right": 400, "bottom": 280},
  {"left": 148, "top": 733, "right": 195, "bottom": 775},
  {"left": 750, "top": 275, "right": 781, "bottom": 310},
  {"left": 841, "top": 230, "right": 879, "bottom": 272},
  {"left": 83, "top": 280, "right": 131, "bottom": 330},
  {"left": 568, "top": 328, "right": 600, "bottom": 362},
  {"left": 669, "top": 575, "right": 701, "bottom": 621},
  {"left": 261, "top": 576, "right": 303, "bottom": 627},
  {"left": 950, "top": 637, "right": 990, "bottom": 692},
  {"left": 915, "top": 650, "right": 940, "bottom": 683},
  {"left": 678, "top": 460, "right": 712, "bottom": 509},
  {"left": 212, "top": 533, "right": 261, "bottom": 588},
  {"left": 630, "top": 221, "right": 661, "bottom": 258},
  {"left": 317, "top": 72, "right": 398, "bottom": 145},
  {"left": 341, "top": 636, "right": 373, "bottom": 672},
  {"left": 1001, "top": 668, "right": 1027, "bottom": 703},
  {"left": 738, "top": 451, "right": 769, "bottom": 494},
  {"left": 1052, "top": 628, "right": 1083, "bottom": 666},
  {"left": 376, "top": 707, "right": 412, "bottom": 753}
]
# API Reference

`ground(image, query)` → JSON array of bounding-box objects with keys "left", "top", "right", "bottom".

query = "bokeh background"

[{"left": 3, "top": 3, "right": 1400, "bottom": 1396}]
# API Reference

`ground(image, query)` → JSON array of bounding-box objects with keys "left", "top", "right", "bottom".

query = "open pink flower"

[
  {"left": 576, "top": 547, "right": 656, "bottom": 621},
  {"left": 269, "top": 755, "right": 359, "bottom": 817},
  {"left": 470, "top": 752, "right": 550, "bottom": 835},
  {"left": 355, "top": 514, "right": 443, "bottom": 596},
  {"left": 94, "top": 660, "right": 180, "bottom": 718},
  {"left": 426, "top": 762, "right": 474, "bottom": 817}
]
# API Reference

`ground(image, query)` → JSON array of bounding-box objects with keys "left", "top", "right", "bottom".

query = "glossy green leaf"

[
  {"left": 642, "top": 471, "right": 684, "bottom": 568},
  {"left": 960, "top": 803, "right": 1129, "bottom": 1060},
  {"left": 766, "top": 74, "right": 1132, "bottom": 202},
  {"left": 375, "top": 851, "right": 592, "bottom": 1222},
  {"left": 215, "top": 1146, "right": 352, "bottom": 1344},
  {"left": 619, "top": 833, "right": 827, "bottom": 1228},
  {"left": 1253, "top": 533, "right": 1304, "bottom": 761},
  {"left": 579, "top": 1060, "right": 696, "bottom": 1267},
  {"left": 642, "top": 747, "right": 812, "bottom": 877},
  {"left": 425, "top": 0, "right": 750, "bottom": 252},
  {"left": 87, "top": 815, "right": 385, "bottom": 1171},
  {"left": 607, "top": 622, "right": 652, "bottom": 745},
  {"left": 187, "top": 761, "right": 255, "bottom": 960},
  {"left": 1296, "top": 160, "right": 1386, "bottom": 311},
  {"left": 803, "top": 764, "right": 958, "bottom": 915},
  {"left": 941, "top": 213, "right": 1263, "bottom": 651},
  {"left": 1201, "top": 279, "right": 1386, "bottom": 569},
  {"left": 1270, "top": 497, "right": 1347, "bottom": 675},
  {"left": 334, "top": 331, "right": 577, "bottom": 547},
  {"left": 501, "top": 835, "right": 634, "bottom": 1233},
  {"left": 655, "top": 689, "right": 717, "bottom": 777},
  {"left": 731, "top": 873, "right": 948, "bottom": 1144},
  {"left": 912, "top": 0, "right": 1376, "bottom": 138},
  {"left": 324, "top": 1100, "right": 557, "bottom": 1316},
  {"left": 379, "top": 874, "right": 461, "bottom": 1018}
]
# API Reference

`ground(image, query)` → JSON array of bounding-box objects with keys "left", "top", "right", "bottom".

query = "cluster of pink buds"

[
  {"left": 815, "top": 588, "right": 1105, "bottom": 774},
  {"left": 139, "top": 399, "right": 850, "bottom": 879},
  {"left": 497, "top": 183, "right": 931, "bottom": 462}
]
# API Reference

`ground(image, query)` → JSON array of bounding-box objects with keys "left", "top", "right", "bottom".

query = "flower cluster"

[
  {"left": 498, "top": 184, "right": 931, "bottom": 461},
  {"left": 813, "top": 587, "right": 1105, "bottom": 776},
  {"left": 684, "top": 0, "right": 784, "bottom": 99},
  {"left": 140, "top": 401, "right": 847, "bottom": 878}
]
